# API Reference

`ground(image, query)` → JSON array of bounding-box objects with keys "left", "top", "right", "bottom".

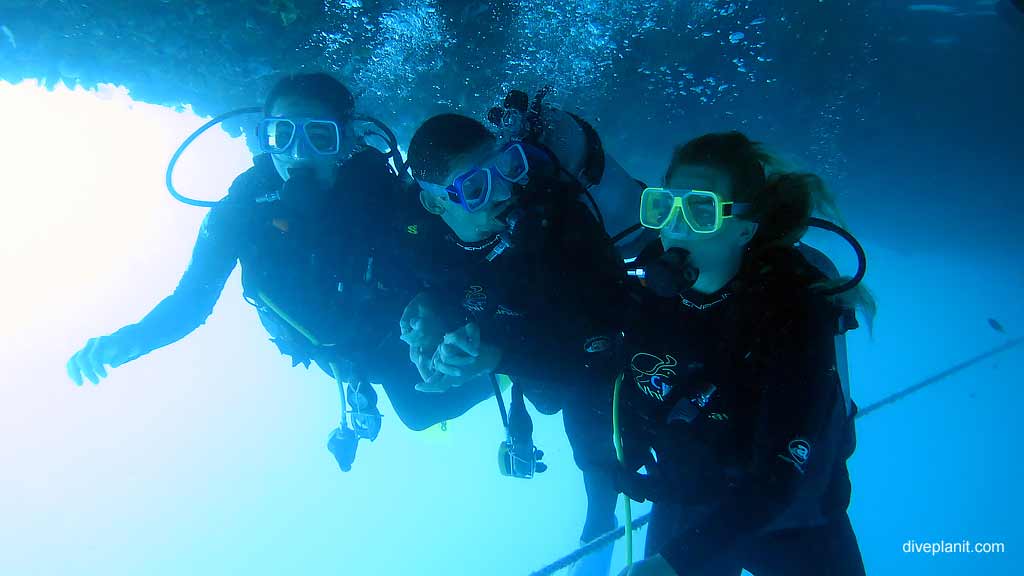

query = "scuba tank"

[{"left": 487, "top": 87, "right": 652, "bottom": 256}]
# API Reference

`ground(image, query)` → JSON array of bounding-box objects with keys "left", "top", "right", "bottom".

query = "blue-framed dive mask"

[{"left": 419, "top": 143, "right": 532, "bottom": 213}]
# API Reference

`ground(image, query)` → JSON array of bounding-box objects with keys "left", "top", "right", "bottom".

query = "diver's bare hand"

[
  {"left": 415, "top": 370, "right": 448, "bottom": 394},
  {"left": 432, "top": 323, "right": 482, "bottom": 374},
  {"left": 416, "top": 345, "right": 501, "bottom": 393},
  {"left": 66, "top": 335, "right": 139, "bottom": 386},
  {"left": 416, "top": 324, "right": 502, "bottom": 393},
  {"left": 399, "top": 293, "right": 445, "bottom": 351},
  {"left": 409, "top": 341, "right": 438, "bottom": 382}
]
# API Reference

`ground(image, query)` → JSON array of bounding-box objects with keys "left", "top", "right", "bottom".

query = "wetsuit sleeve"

[
  {"left": 384, "top": 376, "right": 495, "bottom": 431},
  {"left": 108, "top": 203, "right": 239, "bottom": 356},
  {"left": 369, "top": 330, "right": 495, "bottom": 431},
  {"left": 489, "top": 203, "right": 627, "bottom": 385},
  {"left": 659, "top": 295, "right": 847, "bottom": 573}
]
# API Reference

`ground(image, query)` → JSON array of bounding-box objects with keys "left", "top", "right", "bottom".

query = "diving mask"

[
  {"left": 640, "top": 188, "right": 753, "bottom": 234},
  {"left": 419, "top": 143, "right": 531, "bottom": 213},
  {"left": 257, "top": 117, "right": 343, "bottom": 156}
]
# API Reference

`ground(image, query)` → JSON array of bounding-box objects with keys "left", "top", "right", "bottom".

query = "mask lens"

[
  {"left": 456, "top": 170, "right": 491, "bottom": 211},
  {"left": 260, "top": 119, "right": 295, "bottom": 153},
  {"left": 683, "top": 193, "right": 719, "bottom": 232},
  {"left": 495, "top": 145, "right": 528, "bottom": 182},
  {"left": 640, "top": 189, "right": 677, "bottom": 229},
  {"left": 304, "top": 121, "right": 340, "bottom": 154}
]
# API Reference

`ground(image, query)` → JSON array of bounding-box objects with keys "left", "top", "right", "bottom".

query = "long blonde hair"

[{"left": 665, "top": 132, "right": 876, "bottom": 331}]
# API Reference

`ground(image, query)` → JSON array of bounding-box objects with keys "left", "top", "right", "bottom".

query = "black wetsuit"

[
  {"left": 616, "top": 245, "right": 865, "bottom": 575},
  {"left": 108, "top": 149, "right": 492, "bottom": 430},
  {"left": 420, "top": 172, "right": 628, "bottom": 543}
]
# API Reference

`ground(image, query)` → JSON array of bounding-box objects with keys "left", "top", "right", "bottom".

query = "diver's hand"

[
  {"left": 400, "top": 293, "right": 445, "bottom": 357},
  {"left": 433, "top": 322, "right": 483, "bottom": 373},
  {"left": 399, "top": 293, "right": 445, "bottom": 348},
  {"left": 415, "top": 324, "right": 502, "bottom": 393},
  {"left": 616, "top": 555, "right": 677, "bottom": 576},
  {"left": 409, "top": 341, "right": 437, "bottom": 382},
  {"left": 66, "top": 334, "right": 141, "bottom": 386}
]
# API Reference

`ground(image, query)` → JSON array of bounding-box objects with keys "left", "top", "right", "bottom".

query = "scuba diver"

[
  {"left": 609, "top": 132, "right": 871, "bottom": 576},
  {"left": 399, "top": 113, "right": 628, "bottom": 576},
  {"left": 486, "top": 87, "right": 654, "bottom": 258},
  {"left": 65, "top": 72, "right": 493, "bottom": 471}
]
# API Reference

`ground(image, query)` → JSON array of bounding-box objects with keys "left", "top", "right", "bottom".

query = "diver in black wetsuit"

[
  {"left": 609, "top": 132, "right": 870, "bottom": 576},
  {"left": 64, "top": 73, "right": 493, "bottom": 468},
  {"left": 399, "top": 114, "right": 628, "bottom": 575}
]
